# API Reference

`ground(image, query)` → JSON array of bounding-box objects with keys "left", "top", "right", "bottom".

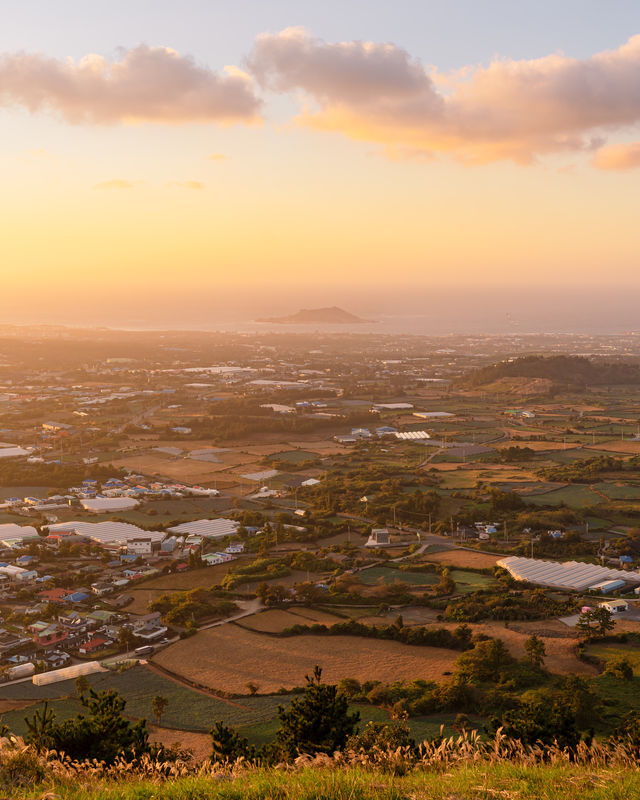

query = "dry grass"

[
  {"left": 0, "top": 699, "right": 35, "bottom": 714},
  {"left": 153, "top": 627, "right": 460, "bottom": 693},
  {"left": 455, "top": 621, "right": 594, "bottom": 676},
  {"left": 109, "top": 455, "right": 232, "bottom": 484},
  {"left": 238, "top": 608, "right": 342, "bottom": 633},
  {"left": 423, "top": 550, "right": 501, "bottom": 569},
  {"left": 585, "top": 440, "right": 640, "bottom": 454},
  {"left": 148, "top": 724, "right": 212, "bottom": 761},
  {"left": 237, "top": 610, "right": 310, "bottom": 633}
]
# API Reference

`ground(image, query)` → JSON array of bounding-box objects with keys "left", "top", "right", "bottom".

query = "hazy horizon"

[{"left": 3, "top": 285, "right": 640, "bottom": 336}]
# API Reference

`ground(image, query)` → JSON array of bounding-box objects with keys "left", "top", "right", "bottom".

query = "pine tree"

[
  {"left": 524, "top": 634, "right": 546, "bottom": 669},
  {"left": 275, "top": 666, "right": 360, "bottom": 758},
  {"left": 210, "top": 721, "right": 254, "bottom": 761}
]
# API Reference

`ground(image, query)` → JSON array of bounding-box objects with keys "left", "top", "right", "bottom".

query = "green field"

[
  {"left": 586, "top": 642, "right": 640, "bottom": 676},
  {"left": 593, "top": 482, "right": 640, "bottom": 500},
  {"left": 0, "top": 666, "right": 290, "bottom": 739},
  {"left": 358, "top": 566, "right": 439, "bottom": 587},
  {"left": 271, "top": 450, "right": 318, "bottom": 464},
  {"left": 526, "top": 484, "right": 601, "bottom": 507},
  {"left": 448, "top": 569, "right": 495, "bottom": 593}
]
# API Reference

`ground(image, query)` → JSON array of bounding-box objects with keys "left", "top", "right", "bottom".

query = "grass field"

[
  {"left": 423, "top": 550, "right": 500, "bottom": 569},
  {"left": 126, "top": 564, "right": 240, "bottom": 613},
  {"left": 526, "top": 484, "right": 601, "bottom": 507},
  {"left": 270, "top": 450, "right": 318, "bottom": 464},
  {"left": 593, "top": 482, "right": 640, "bottom": 500},
  {"left": 449, "top": 569, "right": 495, "bottom": 593},
  {"left": 153, "top": 627, "right": 460, "bottom": 693},
  {"left": 586, "top": 641, "right": 640, "bottom": 675},
  {"left": 358, "top": 566, "right": 440, "bottom": 587}
]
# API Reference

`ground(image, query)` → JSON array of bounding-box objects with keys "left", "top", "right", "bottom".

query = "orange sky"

[{"left": 1, "top": 5, "right": 640, "bottom": 320}]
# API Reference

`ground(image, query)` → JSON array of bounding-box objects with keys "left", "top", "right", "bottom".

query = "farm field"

[
  {"left": 0, "top": 665, "right": 289, "bottom": 739},
  {"left": 586, "top": 641, "right": 640, "bottom": 674},
  {"left": 126, "top": 564, "right": 239, "bottom": 613},
  {"left": 449, "top": 569, "right": 496, "bottom": 593},
  {"left": 237, "top": 607, "right": 343, "bottom": 633},
  {"left": 153, "top": 627, "right": 460, "bottom": 693},
  {"left": 358, "top": 566, "right": 439, "bottom": 587},
  {"left": 585, "top": 440, "right": 640, "bottom": 454},
  {"left": 423, "top": 550, "right": 501, "bottom": 569},
  {"left": 592, "top": 482, "right": 640, "bottom": 500},
  {"left": 525, "top": 484, "right": 601, "bottom": 507}
]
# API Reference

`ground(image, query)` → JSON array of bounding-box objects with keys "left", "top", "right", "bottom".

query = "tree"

[
  {"left": 523, "top": 634, "right": 546, "bottom": 669},
  {"left": 346, "top": 718, "right": 414, "bottom": 752},
  {"left": 274, "top": 666, "right": 360, "bottom": 758},
  {"left": 604, "top": 656, "right": 634, "bottom": 681},
  {"left": 493, "top": 694, "right": 580, "bottom": 748},
  {"left": 210, "top": 720, "right": 254, "bottom": 762},
  {"left": 25, "top": 689, "right": 151, "bottom": 764},
  {"left": 245, "top": 682, "right": 259, "bottom": 696},
  {"left": 75, "top": 675, "right": 90, "bottom": 698},
  {"left": 118, "top": 626, "right": 136, "bottom": 652},
  {"left": 151, "top": 695, "right": 169, "bottom": 726},
  {"left": 576, "top": 607, "right": 614, "bottom": 639}
]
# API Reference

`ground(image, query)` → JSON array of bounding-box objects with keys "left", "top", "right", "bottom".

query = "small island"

[{"left": 257, "top": 306, "right": 373, "bottom": 324}]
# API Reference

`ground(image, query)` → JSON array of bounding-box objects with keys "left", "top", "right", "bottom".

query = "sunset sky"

[{"left": 3, "top": 0, "right": 640, "bottom": 327}]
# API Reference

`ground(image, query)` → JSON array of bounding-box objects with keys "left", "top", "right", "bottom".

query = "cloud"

[
  {"left": 207, "top": 152, "right": 227, "bottom": 161},
  {"left": 93, "top": 179, "right": 137, "bottom": 189},
  {"left": 0, "top": 44, "right": 261, "bottom": 125},
  {"left": 167, "top": 180, "right": 205, "bottom": 189},
  {"left": 248, "top": 28, "right": 640, "bottom": 164},
  {"left": 592, "top": 141, "right": 640, "bottom": 170}
]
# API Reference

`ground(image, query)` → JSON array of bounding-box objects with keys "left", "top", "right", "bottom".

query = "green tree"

[
  {"left": 75, "top": 675, "right": 90, "bottom": 698},
  {"left": 523, "top": 634, "right": 546, "bottom": 669},
  {"left": 576, "top": 607, "right": 614, "bottom": 639},
  {"left": 210, "top": 720, "right": 254, "bottom": 762},
  {"left": 604, "top": 656, "right": 634, "bottom": 681},
  {"left": 151, "top": 695, "right": 169, "bottom": 726},
  {"left": 346, "top": 717, "right": 414, "bottom": 752},
  {"left": 275, "top": 666, "right": 360, "bottom": 758},
  {"left": 25, "top": 689, "right": 151, "bottom": 764}
]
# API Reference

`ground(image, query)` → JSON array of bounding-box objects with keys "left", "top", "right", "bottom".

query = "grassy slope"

[{"left": 14, "top": 763, "right": 640, "bottom": 800}]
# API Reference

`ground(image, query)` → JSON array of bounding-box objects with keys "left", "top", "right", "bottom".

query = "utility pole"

[
  {"left": 504, "top": 520, "right": 508, "bottom": 544},
  {"left": 393, "top": 504, "right": 397, "bottom": 527},
  {"left": 428, "top": 513, "right": 432, "bottom": 534}
]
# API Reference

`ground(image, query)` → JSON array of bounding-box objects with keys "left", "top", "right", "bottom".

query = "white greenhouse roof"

[
  {"left": 395, "top": 430, "right": 431, "bottom": 440},
  {"left": 497, "top": 556, "right": 640, "bottom": 591},
  {"left": 80, "top": 497, "right": 139, "bottom": 512},
  {"left": 167, "top": 518, "right": 240, "bottom": 539},
  {"left": 47, "top": 521, "right": 165, "bottom": 546}
]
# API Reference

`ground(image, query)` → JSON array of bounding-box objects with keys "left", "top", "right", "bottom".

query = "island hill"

[{"left": 257, "top": 306, "right": 374, "bottom": 325}]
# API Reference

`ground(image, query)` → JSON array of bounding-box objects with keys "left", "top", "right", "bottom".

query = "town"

[{"left": 0, "top": 326, "right": 639, "bottom": 758}]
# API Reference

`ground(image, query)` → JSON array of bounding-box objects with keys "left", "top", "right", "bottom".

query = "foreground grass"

[{"left": 11, "top": 763, "right": 640, "bottom": 800}]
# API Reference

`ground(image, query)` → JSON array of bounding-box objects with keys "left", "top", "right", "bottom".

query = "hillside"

[
  {"left": 2, "top": 755, "right": 638, "bottom": 799},
  {"left": 257, "top": 306, "right": 371, "bottom": 324},
  {"left": 465, "top": 355, "right": 640, "bottom": 387}
]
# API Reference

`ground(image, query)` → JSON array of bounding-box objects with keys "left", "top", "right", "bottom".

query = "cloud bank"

[
  {"left": 0, "top": 44, "right": 261, "bottom": 125},
  {"left": 248, "top": 28, "right": 640, "bottom": 164}
]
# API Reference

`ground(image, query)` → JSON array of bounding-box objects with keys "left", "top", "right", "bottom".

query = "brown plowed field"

[{"left": 153, "top": 627, "right": 460, "bottom": 694}]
